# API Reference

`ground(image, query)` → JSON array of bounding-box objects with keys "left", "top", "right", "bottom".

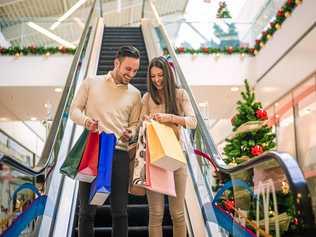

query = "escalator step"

[
  {"left": 93, "top": 204, "right": 172, "bottom": 227},
  {"left": 74, "top": 226, "right": 172, "bottom": 237}
]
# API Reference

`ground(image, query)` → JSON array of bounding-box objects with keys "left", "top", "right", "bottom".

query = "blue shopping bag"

[{"left": 89, "top": 132, "right": 116, "bottom": 205}]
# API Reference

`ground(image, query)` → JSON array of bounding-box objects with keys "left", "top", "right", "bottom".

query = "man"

[{"left": 70, "top": 46, "right": 142, "bottom": 236}]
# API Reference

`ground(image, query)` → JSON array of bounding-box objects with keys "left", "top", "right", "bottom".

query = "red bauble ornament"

[
  {"left": 256, "top": 109, "right": 268, "bottom": 120},
  {"left": 227, "top": 47, "right": 233, "bottom": 54},
  {"left": 178, "top": 47, "right": 185, "bottom": 53},
  {"left": 277, "top": 10, "right": 284, "bottom": 17},
  {"left": 287, "top": 0, "right": 293, "bottom": 4},
  {"left": 293, "top": 217, "right": 299, "bottom": 225},
  {"left": 251, "top": 145, "right": 264, "bottom": 156},
  {"left": 202, "top": 47, "right": 209, "bottom": 53},
  {"left": 59, "top": 47, "right": 67, "bottom": 53},
  {"left": 224, "top": 199, "right": 235, "bottom": 211},
  {"left": 0, "top": 47, "right": 4, "bottom": 54}
]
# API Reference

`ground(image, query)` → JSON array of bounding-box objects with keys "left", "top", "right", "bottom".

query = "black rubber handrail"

[{"left": 0, "top": 0, "right": 98, "bottom": 176}]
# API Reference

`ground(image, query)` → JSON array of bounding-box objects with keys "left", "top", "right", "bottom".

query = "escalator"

[{"left": 1, "top": 0, "right": 315, "bottom": 237}]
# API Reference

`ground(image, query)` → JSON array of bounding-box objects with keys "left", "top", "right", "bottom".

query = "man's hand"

[
  {"left": 85, "top": 118, "right": 98, "bottom": 132},
  {"left": 120, "top": 128, "right": 132, "bottom": 143},
  {"left": 153, "top": 113, "right": 172, "bottom": 123}
]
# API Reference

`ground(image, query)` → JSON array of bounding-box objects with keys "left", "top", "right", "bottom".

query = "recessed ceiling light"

[
  {"left": 54, "top": 88, "right": 63, "bottom": 93},
  {"left": 30, "top": 117, "right": 37, "bottom": 121},
  {"left": 27, "top": 22, "right": 76, "bottom": 49},
  {"left": 0, "top": 117, "right": 8, "bottom": 121},
  {"left": 262, "top": 87, "right": 277, "bottom": 92},
  {"left": 50, "top": 0, "right": 88, "bottom": 30},
  {"left": 275, "top": 102, "right": 279, "bottom": 107},
  {"left": 198, "top": 102, "right": 208, "bottom": 107},
  {"left": 230, "top": 87, "right": 239, "bottom": 92}
]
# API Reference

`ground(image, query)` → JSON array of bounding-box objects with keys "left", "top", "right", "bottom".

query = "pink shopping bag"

[{"left": 145, "top": 140, "right": 176, "bottom": 197}]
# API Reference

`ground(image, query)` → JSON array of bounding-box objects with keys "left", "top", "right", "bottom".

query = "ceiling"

[{"left": 0, "top": 0, "right": 189, "bottom": 47}]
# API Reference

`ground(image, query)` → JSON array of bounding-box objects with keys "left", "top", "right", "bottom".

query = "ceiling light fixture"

[
  {"left": 0, "top": 117, "right": 8, "bottom": 121},
  {"left": 230, "top": 87, "right": 239, "bottom": 92},
  {"left": 27, "top": 22, "right": 76, "bottom": 49},
  {"left": 30, "top": 117, "right": 37, "bottom": 121},
  {"left": 50, "top": 0, "right": 88, "bottom": 30},
  {"left": 54, "top": 88, "right": 63, "bottom": 93}
]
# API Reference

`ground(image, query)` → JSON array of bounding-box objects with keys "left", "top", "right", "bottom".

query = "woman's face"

[{"left": 150, "top": 66, "right": 164, "bottom": 90}]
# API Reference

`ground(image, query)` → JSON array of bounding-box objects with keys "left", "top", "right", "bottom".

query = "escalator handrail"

[
  {"left": 147, "top": 0, "right": 315, "bottom": 227},
  {"left": 0, "top": 0, "right": 98, "bottom": 176}
]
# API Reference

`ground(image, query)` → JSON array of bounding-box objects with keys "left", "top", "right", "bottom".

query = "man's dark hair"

[{"left": 115, "top": 46, "right": 140, "bottom": 61}]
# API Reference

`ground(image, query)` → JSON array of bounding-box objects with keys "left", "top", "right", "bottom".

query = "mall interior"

[{"left": 0, "top": 0, "right": 316, "bottom": 236}]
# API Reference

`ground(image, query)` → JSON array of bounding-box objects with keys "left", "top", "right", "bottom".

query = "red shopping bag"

[
  {"left": 145, "top": 140, "right": 176, "bottom": 197},
  {"left": 76, "top": 131, "right": 100, "bottom": 183}
]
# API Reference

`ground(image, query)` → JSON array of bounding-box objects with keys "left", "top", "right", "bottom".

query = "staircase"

[
  {"left": 73, "top": 27, "right": 173, "bottom": 237},
  {"left": 96, "top": 27, "right": 149, "bottom": 95}
]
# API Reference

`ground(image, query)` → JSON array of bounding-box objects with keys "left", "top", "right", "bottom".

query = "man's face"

[{"left": 115, "top": 57, "right": 140, "bottom": 85}]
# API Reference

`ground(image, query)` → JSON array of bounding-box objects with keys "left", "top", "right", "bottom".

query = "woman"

[{"left": 140, "top": 56, "right": 197, "bottom": 237}]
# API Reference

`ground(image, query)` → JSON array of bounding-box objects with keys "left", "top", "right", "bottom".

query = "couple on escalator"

[{"left": 69, "top": 45, "right": 197, "bottom": 237}]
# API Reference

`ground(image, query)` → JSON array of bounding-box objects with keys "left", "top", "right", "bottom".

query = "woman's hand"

[{"left": 152, "top": 113, "right": 173, "bottom": 123}]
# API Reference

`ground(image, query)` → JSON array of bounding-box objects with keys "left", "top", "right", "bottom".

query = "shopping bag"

[
  {"left": 130, "top": 122, "right": 147, "bottom": 190},
  {"left": 145, "top": 135, "right": 176, "bottom": 197},
  {"left": 89, "top": 132, "right": 116, "bottom": 205},
  {"left": 60, "top": 129, "right": 88, "bottom": 179},
  {"left": 76, "top": 131, "right": 99, "bottom": 183},
  {"left": 128, "top": 142, "right": 145, "bottom": 196},
  {"left": 146, "top": 120, "right": 186, "bottom": 171}
]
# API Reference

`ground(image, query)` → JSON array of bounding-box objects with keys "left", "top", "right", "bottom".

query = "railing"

[
  {"left": 0, "top": 129, "right": 37, "bottom": 168},
  {"left": 147, "top": 0, "right": 315, "bottom": 236}
]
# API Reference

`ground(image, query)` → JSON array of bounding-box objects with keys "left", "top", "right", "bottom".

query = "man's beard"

[{"left": 120, "top": 74, "right": 131, "bottom": 85}]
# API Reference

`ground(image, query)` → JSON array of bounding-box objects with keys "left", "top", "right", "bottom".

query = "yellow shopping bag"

[{"left": 146, "top": 120, "right": 186, "bottom": 171}]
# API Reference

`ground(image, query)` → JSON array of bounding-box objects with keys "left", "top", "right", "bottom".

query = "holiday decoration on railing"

[
  {"left": 223, "top": 80, "right": 276, "bottom": 166},
  {"left": 216, "top": 1, "right": 232, "bottom": 19},
  {"left": 165, "top": 46, "right": 255, "bottom": 56},
  {"left": 0, "top": 46, "right": 76, "bottom": 57},
  {"left": 254, "top": 0, "right": 302, "bottom": 52},
  {"left": 171, "top": 0, "right": 302, "bottom": 57}
]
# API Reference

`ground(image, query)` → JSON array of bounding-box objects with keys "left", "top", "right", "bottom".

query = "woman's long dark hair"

[{"left": 147, "top": 56, "right": 179, "bottom": 115}]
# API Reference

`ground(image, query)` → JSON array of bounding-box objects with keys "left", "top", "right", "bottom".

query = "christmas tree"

[
  {"left": 216, "top": 1, "right": 232, "bottom": 19},
  {"left": 223, "top": 80, "right": 276, "bottom": 165}
]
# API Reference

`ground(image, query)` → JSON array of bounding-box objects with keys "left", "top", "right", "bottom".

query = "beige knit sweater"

[
  {"left": 70, "top": 72, "right": 142, "bottom": 150},
  {"left": 140, "top": 89, "right": 197, "bottom": 138}
]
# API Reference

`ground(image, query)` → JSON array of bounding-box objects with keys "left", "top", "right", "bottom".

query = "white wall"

[
  {"left": 0, "top": 55, "right": 73, "bottom": 86},
  {"left": 177, "top": 54, "right": 252, "bottom": 86}
]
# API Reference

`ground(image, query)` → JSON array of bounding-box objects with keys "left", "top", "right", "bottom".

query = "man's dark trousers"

[{"left": 78, "top": 150, "right": 129, "bottom": 236}]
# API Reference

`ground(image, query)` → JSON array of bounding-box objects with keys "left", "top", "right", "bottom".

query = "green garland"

[
  {"left": 170, "top": 0, "right": 302, "bottom": 56},
  {"left": 0, "top": 46, "right": 76, "bottom": 56},
  {"left": 166, "top": 47, "right": 255, "bottom": 56},
  {"left": 254, "top": 0, "right": 302, "bottom": 51}
]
